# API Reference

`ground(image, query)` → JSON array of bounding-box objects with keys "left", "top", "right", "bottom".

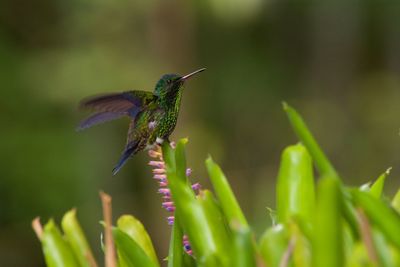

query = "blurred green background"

[{"left": 1, "top": 0, "right": 399, "bottom": 265}]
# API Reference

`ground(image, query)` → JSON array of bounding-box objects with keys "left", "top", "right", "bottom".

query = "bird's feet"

[
  {"left": 155, "top": 137, "right": 176, "bottom": 149},
  {"left": 155, "top": 137, "right": 164, "bottom": 145}
]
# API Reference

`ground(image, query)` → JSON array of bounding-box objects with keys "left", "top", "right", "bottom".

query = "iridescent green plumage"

[{"left": 78, "top": 68, "right": 205, "bottom": 175}]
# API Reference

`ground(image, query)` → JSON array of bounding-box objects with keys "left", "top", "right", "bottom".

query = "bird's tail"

[{"left": 112, "top": 141, "right": 139, "bottom": 175}]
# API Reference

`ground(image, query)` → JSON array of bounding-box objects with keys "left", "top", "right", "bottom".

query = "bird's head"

[{"left": 154, "top": 68, "right": 206, "bottom": 100}]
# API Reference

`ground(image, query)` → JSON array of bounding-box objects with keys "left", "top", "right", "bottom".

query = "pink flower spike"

[
  {"left": 148, "top": 150, "right": 162, "bottom": 158},
  {"left": 184, "top": 247, "right": 192, "bottom": 254},
  {"left": 148, "top": 161, "right": 165, "bottom": 168},
  {"left": 159, "top": 181, "right": 168, "bottom": 187},
  {"left": 153, "top": 174, "right": 167, "bottom": 180},
  {"left": 191, "top": 183, "right": 201, "bottom": 191},
  {"left": 167, "top": 216, "right": 175, "bottom": 225},
  {"left": 162, "top": 201, "right": 174, "bottom": 208},
  {"left": 153, "top": 170, "right": 165, "bottom": 175},
  {"left": 163, "top": 197, "right": 171, "bottom": 202},
  {"left": 183, "top": 236, "right": 193, "bottom": 255},
  {"left": 147, "top": 141, "right": 197, "bottom": 257},
  {"left": 166, "top": 206, "right": 175, "bottom": 212},
  {"left": 158, "top": 188, "right": 170, "bottom": 195}
]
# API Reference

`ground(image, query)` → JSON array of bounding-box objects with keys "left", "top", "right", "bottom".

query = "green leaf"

[
  {"left": 162, "top": 140, "right": 221, "bottom": 266},
  {"left": 41, "top": 219, "right": 79, "bottom": 267},
  {"left": 289, "top": 222, "right": 311, "bottom": 267},
  {"left": 167, "top": 215, "right": 183, "bottom": 267},
  {"left": 342, "top": 194, "right": 361, "bottom": 240},
  {"left": 182, "top": 252, "right": 197, "bottom": 267},
  {"left": 205, "top": 156, "right": 248, "bottom": 227},
  {"left": 117, "top": 215, "right": 159, "bottom": 267},
  {"left": 197, "top": 190, "right": 232, "bottom": 264},
  {"left": 61, "top": 209, "right": 96, "bottom": 267},
  {"left": 347, "top": 242, "right": 374, "bottom": 267},
  {"left": 175, "top": 138, "right": 189, "bottom": 181},
  {"left": 342, "top": 224, "right": 355, "bottom": 265},
  {"left": 276, "top": 144, "right": 315, "bottom": 223},
  {"left": 259, "top": 224, "right": 291, "bottom": 267},
  {"left": 370, "top": 168, "right": 391, "bottom": 198},
  {"left": 391, "top": 189, "right": 400, "bottom": 213},
  {"left": 232, "top": 225, "right": 256, "bottom": 267},
  {"left": 113, "top": 227, "right": 158, "bottom": 267},
  {"left": 351, "top": 190, "right": 400, "bottom": 249},
  {"left": 283, "top": 102, "right": 339, "bottom": 179},
  {"left": 372, "top": 228, "right": 397, "bottom": 267},
  {"left": 312, "top": 176, "right": 343, "bottom": 267},
  {"left": 163, "top": 142, "right": 177, "bottom": 174}
]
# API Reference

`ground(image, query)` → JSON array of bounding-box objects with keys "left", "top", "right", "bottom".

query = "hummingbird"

[{"left": 77, "top": 68, "right": 206, "bottom": 175}]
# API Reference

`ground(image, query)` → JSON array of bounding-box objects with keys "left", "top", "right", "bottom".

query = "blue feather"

[
  {"left": 77, "top": 112, "right": 125, "bottom": 131},
  {"left": 112, "top": 141, "right": 138, "bottom": 175}
]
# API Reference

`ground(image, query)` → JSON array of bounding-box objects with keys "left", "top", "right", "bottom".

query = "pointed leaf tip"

[
  {"left": 117, "top": 215, "right": 159, "bottom": 266},
  {"left": 276, "top": 143, "right": 315, "bottom": 223},
  {"left": 282, "top": 101, "right": 289, "bottom": 111},
  {"left": 206, "top": 158, "right": 248, "bottom": 227},
  {"left": 391, "top": 189, "right": 400, "bottom": 213},
  {"left": 61, "top": 209, "right": 96, "bottom": 267},
  {"left": 113, "top": 227, "right": 159, "bottom": 267},
  {"left": 283, "top": 103, "right": 339, "bottom": 179},
  {"left": 370, "top": 167, "right": 392, "bottom": 198},
  {"left": 42, "top": 219, "right": 80, "bottom": 267}
]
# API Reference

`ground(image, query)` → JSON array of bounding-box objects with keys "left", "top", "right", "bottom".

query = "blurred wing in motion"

[
  {"left": 76, "top": 111, "right": 125, "bottom": 131},
  {"left": 77, "top": 91, "right": 156, "bottom": 130}
]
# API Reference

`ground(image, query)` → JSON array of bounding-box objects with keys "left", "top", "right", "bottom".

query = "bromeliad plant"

[{"left": 33, "top": 103, "right": 400, "bottom": 267}]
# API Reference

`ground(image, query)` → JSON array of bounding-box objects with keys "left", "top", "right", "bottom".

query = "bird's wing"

[
  {"left": 79, "top": 91, "right": 156, "bottom": 114},
  {"left": 77, "top": 111, "right": 125, "bottom": 131},
  {"left": 126, "top": 119, "right": 136, "bottom": 144},
  {"left": 77, "top": 91, "right": 157, "bottom": 130}
]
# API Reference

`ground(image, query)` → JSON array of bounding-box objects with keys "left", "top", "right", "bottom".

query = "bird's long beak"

[{"left": 180, "top": 68, "right": 206, "bottom": 81}]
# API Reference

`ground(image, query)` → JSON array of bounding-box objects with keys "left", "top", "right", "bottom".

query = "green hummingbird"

[{"left": 78, "top": 68, "right": 205, "bottom": 175}]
